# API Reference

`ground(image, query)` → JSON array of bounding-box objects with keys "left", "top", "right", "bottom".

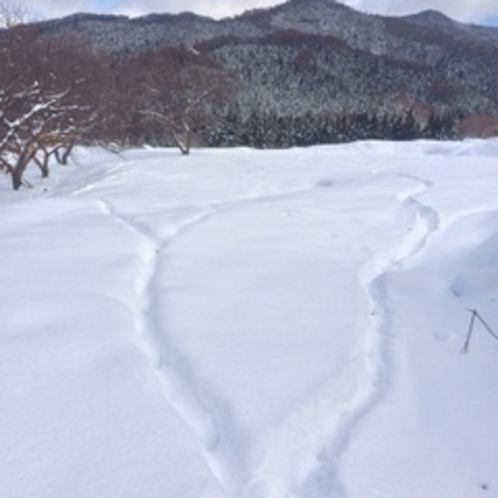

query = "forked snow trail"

[
  {"left": 4, "top": 143, "right": 498, "bottom": 498},
  {"left": 94, "top": 185, "right": 344, "bottom": 494},
  {"left": 94, "top": 171, "right": 441, "bottom": 498}
]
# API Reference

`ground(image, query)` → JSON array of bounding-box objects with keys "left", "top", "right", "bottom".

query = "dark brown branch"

[{"left": 462, "top": 308, "right": 498, "bottom": 353}]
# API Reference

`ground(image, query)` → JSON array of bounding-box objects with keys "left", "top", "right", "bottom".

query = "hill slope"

[{"left": 6, "top": 0, "right": 498, "bottom": 142}]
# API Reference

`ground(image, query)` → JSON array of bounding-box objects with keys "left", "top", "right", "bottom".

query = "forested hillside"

[{"left": 1, "top": 0, "right": 498, "bottom": 187}]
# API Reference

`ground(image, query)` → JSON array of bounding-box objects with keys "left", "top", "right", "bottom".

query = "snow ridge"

[
  {"left": 358, "top": 173, "right": 439, "bottom": 405},
  {"left": 231, "top": 173, "right": 442, "bottom": 498},
  {"left": 96, "top": 199, "right": 240, "bottom": 489},
  {"left": 95, "top": 171, "right": 440, "bottom": 498},
  {"left": 95, "top": 189, "right": 322, "bottom": 494},
  {"left": 304, "top": 174, "right": 441, "bottom": 498}
]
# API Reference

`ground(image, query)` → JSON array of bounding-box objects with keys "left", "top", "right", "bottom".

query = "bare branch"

[
  {"left": 0, "top": 2, "right": 28, "bottom": 28},
  {"left": 462, "top": 308, "right": 498, "bottom": 353}
]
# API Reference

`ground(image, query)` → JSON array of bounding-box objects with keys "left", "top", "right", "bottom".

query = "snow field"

[{"left": 1, "top": 140, "right": 498, "bottom": 498}]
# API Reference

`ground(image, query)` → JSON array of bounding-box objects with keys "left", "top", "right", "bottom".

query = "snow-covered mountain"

[
  {"left": 24, "top": 0, "right": 498, "bottom": 137},
  {"left": 35, "top": 0, "right": 498, "bottom": 55}
]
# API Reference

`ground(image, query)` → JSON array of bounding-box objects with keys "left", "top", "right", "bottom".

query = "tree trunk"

[
  {"left": 60, "top": 142, "right": 74, "bottom": 165},
  {"left": 11, "top": 164, "right": 25, "bottom": 190},
  {"left": 172, "top": 129, "right": 190, "bottom": 155},
  {"left": 183, "top": 128, "right": 191, "bottom": 155},
  {"left": 40, "top": 162, "right": 49, "bottom": 178},
  {"left": 179, "top": 122, "right": 191, "bottom": 155},
  {"left": 34, "top": 154, "right": 50, "bottom": 178},
  {"left": 11, "top": 146, "right": 34, "bottom": 190}
]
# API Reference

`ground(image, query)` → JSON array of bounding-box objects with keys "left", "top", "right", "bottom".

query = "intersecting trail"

[
  {"left": 91, "top": 161, "right": 439, "bottom": 498},
  {"left": 93, "top": 184, "right": 340, "bottom": 493}
]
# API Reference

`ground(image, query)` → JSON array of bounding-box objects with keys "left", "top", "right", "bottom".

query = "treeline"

[
  {"left": 205, "top": 110, "right": 460, "bottom": 148},
  {"left": 0, "top": 12, "right": 234, "bottom": 189},
  {"left": 0, "top": 5, "right": 465, "bottom": 191}
]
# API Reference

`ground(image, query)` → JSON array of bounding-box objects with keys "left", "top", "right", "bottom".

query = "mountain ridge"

[
  {"left": 4, "top": 0, "right": 497, "bottom": 143},
  {"left": 29, "top": 0, "right": 498, "bottom": 55}
]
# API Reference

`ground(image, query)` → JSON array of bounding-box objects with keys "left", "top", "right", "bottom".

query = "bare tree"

[
  {"left": 0, "top": 82, "right": 75, "bottom": 188},
  {"left": 0, "top": 1, "right": 27, "bottom": 28},
  {"left": 138, "top": 48, "right": 236, "bottom": 155},
  {"left": 0, "top": 5, "right": 102, "bottom": 188}
]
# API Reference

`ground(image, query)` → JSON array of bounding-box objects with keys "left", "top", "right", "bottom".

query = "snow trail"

[
  {"left": 94, "top": 170, "right": 442, "bottom": 498},
  {"left": 4, "top": 142, "right": 498, "bottom": 498},
  {"left": 95, "top": 199, "right": 237, "bottom": 488},
  {"left": 94, "top": 185, "right": 337, "bottom": 494},
  {"left": 288, "top": 173, "right": 441, "bottom": 498}
]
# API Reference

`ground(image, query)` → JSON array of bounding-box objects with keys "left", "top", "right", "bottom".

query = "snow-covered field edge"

[{"left": 1, "top": 140, "right": 498, "bottom": 498}]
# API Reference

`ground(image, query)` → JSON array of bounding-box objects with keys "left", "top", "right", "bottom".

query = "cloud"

[
  {"left": 116, "top": 0, "right": 277, "bottom": 18},
  {"left": 118, "top": 0, "right": 284, "bottom": 19},
  {"left": 18, "top": 0, "right": 277, "bottom": 20},
  {"left": 15, "top": 0, "right": 498, "bottom": 25},
  {"left": 344, "top": 0, "right": 498, "bottom": 24},
  {"left": 23, "top": 0, "right": 84, "bottom": 18}
]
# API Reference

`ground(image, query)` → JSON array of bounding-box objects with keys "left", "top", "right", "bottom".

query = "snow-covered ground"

[{"left": 1, "top": 140, "right": 498, "bottom": 498}]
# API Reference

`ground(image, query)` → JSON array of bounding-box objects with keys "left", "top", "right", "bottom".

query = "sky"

[{"left": 16, "top": 0, "right": 498, "bottom": 26}]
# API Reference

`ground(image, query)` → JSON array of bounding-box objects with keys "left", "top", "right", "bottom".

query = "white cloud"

[
  {"left": 344, "top": 0, "right": 498, "bottom": 24},
  {"left": 116, "top": 0, "right": 279, "bottom": 18},
  {"left": 21, "top": 0, "right": 91, "bottom": 20},
  {"left": 18, "top": 0, "right": 277, "bottom": 20},
  {"left": 15, "top": 0, "right": 498, "bottom": 25}
]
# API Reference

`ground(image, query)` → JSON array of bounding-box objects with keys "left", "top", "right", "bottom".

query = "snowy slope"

[{"left": 1, "top": 141, "right": 498, "bottom": 498}]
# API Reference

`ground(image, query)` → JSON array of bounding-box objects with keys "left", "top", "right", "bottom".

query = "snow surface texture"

[{"left": 1, "top": 140, "right": 498, "bottom": 498}]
